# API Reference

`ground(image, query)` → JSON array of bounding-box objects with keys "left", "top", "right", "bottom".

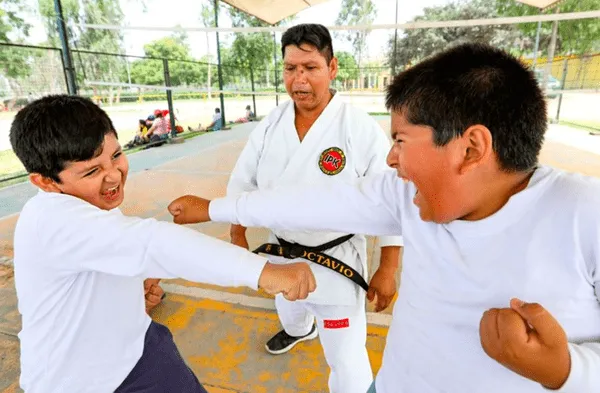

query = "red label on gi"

[{"left": 323, "top": 318, "right": 350, "bottom": 329}]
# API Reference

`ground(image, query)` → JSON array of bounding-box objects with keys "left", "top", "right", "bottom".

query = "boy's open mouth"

[
  {"left": 101, "top": 185, "right": 120, "bottom": 201},
  {"left": 401, "top": 176, "right": 421, "bottom": 206}
]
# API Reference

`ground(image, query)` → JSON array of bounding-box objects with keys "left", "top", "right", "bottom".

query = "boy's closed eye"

[
  {"left": 83, "top": 168, "right": 98, "bottom": 178},
  {"left": 82, "top": 150, "right": 122, "bottom": 178}
]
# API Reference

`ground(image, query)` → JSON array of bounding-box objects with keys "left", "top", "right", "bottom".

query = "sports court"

[
  {"left": 2, "top": 113, "right": 600, "bottom": 391},
  {"left": 1, "top": 0, "right": 600, "bottom": 392}
]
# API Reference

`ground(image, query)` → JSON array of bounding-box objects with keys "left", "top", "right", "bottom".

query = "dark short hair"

[
  {"left": 281, "top": 23, "right": 334, "bottom": 64},
  {"left": 9, "top": 95, "right": 117, "bottom": 183},
  {"left": 215, "top": 107, "right": 220, "bottom": 113},
  {"left": 386, "top": 42, "right": 546, "bottom": 172}
]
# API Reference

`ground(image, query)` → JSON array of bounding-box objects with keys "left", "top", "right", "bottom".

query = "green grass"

[
  {"left": 368, "top": 112, "right": 390, "bottom": 116},
  {"left": 0, "top": 150, "right": 25, "bottom": 178},
  {"left": 559, "top": 120, "right": 600, "bottom": 132}
]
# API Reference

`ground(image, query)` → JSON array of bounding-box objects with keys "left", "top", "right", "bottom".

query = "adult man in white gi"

[{"left": 226, "top": 24, "right": 403, "bottom": 393}]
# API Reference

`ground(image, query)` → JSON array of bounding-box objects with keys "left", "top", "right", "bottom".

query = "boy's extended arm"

[
  {"left": 209, "top": 171, "right": 404, "bottom": 237},
  {"left": 36, "top": 193, "right": 315, "bottom": 299}
]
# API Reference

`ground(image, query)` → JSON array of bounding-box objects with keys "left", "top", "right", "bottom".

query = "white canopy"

[
  {"left": 221, "top": 0, "right": 331, "bottom": 25},
  {"left": 514, "top": 0, "right": 564, "bottom": 11}
]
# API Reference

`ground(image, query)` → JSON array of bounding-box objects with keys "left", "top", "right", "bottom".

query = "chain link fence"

[{"left": 2, "top": 41, "right": 600, "bottom": 184}]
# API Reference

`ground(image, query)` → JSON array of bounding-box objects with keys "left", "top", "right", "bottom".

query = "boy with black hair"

[
  {"left": 10, "top": 95, "right": 316, "bottom": 393},
  {"left": 170, "top": 42, "right": 600, "bottom": 392}
]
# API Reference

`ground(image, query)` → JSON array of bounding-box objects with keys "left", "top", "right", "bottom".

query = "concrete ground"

[{"left": 1, "top": 118, "right": 600, "bottom": 392}]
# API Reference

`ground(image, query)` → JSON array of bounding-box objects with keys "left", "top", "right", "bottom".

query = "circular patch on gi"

[{"left": 319, "top": 147, "right": 346, "bottom": 176}]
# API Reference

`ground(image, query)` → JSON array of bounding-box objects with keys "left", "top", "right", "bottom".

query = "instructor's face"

[{"left": 283, "top": 44, "right": 337, "bottom": 112}]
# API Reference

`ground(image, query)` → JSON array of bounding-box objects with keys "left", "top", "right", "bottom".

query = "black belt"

[{"left": 252, "top": 234, "right": 369, "bottom": 291}]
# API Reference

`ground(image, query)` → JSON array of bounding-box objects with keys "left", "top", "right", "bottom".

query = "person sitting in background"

[
  {"left": 206, "top": 108, "right": 223, "bottom": 131},
  {"left": 187, "top": 108, "right": 223, "bottom": 132},
  {"left": 233, "top": 105, "right": 256, "bottom": 124},
  {"left": 124, "top": 119, "right": 150, "bottom": 149},
  {"left": 146, "top": 109, "right": 170, "bottom": 142}
]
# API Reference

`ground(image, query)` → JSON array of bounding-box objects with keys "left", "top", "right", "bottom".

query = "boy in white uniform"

[
  {"left": 226, "top": 24, "right": 402, "bottom": 393},
  {"left": 169, "top": 43, "right": 600, "bottom": 392},
  {"left": 9, "top": 95, "right": 316, "bottom": 393}
]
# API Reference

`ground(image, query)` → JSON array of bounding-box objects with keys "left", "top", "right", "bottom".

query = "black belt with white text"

[{"left": 252, "top": 234, "right": 369, "bottom": 292}]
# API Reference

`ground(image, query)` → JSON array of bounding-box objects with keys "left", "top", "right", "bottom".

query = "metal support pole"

[
  {"left": 163, "top": 59, "right": 177, "bottom": 137},
  {"left": 391, "top": 0, "right": 399, "bottom": 77},
  {"left": 250, "top": 66, "right": 257, "bottom": 118},
  {"left": 214, "top": 0, "right": 226, "bottom": 125},
  {"left": 54, "top": 0, "right": 77, "bottom": 95},
  {"left": 273, "top": 32, "right": 279, "bottom": 106},
  {"left": 555, "top": 58, "right": 568, "bottom": 123},
  {"left": 543, "top": 6, "right": 560, "bottom": 91},
  {"left": 532, "top": 20, "right": 541, "bottom": 71}
]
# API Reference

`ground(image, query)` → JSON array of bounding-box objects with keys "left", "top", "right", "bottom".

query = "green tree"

[
  {"left": 336, "top": 0, "right": 377, "bottom": 72},
  {"left": 199, "top": 2, "right": 215, "bottom": 97},
  {"left": 225, "top": 6, "right": 293, "bottom": 90},
  {"left": 38, "top": 0, "right": 127, "bottom": 102},
  {"left": 129, "top": 36, "right": 204, "bottom": 87},
  {"left": 336, "top": 51, "right": 359, "bottom": 89},
  {"left": 226, "top": 7, "right": 277, "bottom": 88},
  {"left": 388, "top": 0, "right": 525, "bottom": 68},
  {"left": 497, "top": 0, "right": 600, "bottom": 56},
  {"left": 0, "top": 0, "right": 34, "bottom": 106},
  {"left": 0, "top": 0, "right": 30, "bottom": 41}
]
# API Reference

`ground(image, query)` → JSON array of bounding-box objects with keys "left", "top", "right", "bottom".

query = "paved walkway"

[{"left": 1, "top": 119, "right": 599, "bottom": 392}]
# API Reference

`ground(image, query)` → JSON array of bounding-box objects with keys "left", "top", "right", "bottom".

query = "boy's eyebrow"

[
  {"left": 77, "top": 162, "right": 99, "bottom": 175},
  {"left": 77, "top": 146, "right": 121, "bottom": 174}
]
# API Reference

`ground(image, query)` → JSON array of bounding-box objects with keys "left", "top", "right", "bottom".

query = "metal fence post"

[
  {"left": 163, "top": 58, "right": 177, "bottom": 136},
  {"left": 249, "top": 66, "right": 257, "bottom": 118},
  {"left": 54, "top": 0, "right": 77, "bottom": 95},
  {"left": 555, "top": 58, "right": 569, "bottom": 123},
  {"left": 214, "top": 0, "right": 226, "bottom": 125}
]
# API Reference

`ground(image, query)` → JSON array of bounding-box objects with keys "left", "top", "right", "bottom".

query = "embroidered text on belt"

[{"left": 252, "top": 234, "right": 369, "bottom": 291}]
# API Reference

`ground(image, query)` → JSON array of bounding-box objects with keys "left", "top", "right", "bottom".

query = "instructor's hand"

[
  {"left": 367, "top": 267, "right": 397, "bottom": 312},
  {"left": 479, "top": 298, "right": 571, "bottom": 390},
  {"left": 168, "top": 195, "right": 211, "bottom": 224},
  {"left": 258, "top": 262, "right": 316, "bottom": 301},
  {"left": 231, "top": 235, "right": 250, "bottom": 250}
]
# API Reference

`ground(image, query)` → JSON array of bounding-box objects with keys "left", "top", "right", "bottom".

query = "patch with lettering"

[
  {"left": 318, "top": 147, "right": 346, "bottom": 176},
  {"left": 323, "top": 318, "right": 350, "bottom": 329}
]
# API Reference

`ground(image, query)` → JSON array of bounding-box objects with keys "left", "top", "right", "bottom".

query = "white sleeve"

[
  {"left": 550, "top": 342, "right": 600, "bottom": 392},
  {"left": 357, "top": 119, "right": 403, "bottom": 248},
  {"left": 227, "top": 118, "right": 269, "bottom": 196},
  {"left": 550, "top": 208, "right": 600, "bottom": 392},
  {"left": 37, "top": 195, "right": 267, "bottom": 290},
  {"left": 210, "top": 170, "right": 403, "bottom": 237}
]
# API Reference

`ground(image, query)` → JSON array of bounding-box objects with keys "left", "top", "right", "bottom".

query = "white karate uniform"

[
  {"left": 13, "top": 190, "right": 269, "bottom": 393},
  {"left": 227, "top": 92, "right": 403, "bottom": 393},
  {"left": 211, "top": 166, "right": 600, "bottom": 393}
]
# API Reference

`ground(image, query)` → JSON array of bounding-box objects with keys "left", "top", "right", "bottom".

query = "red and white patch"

[
  {"left": 318, "top": 147, "right": 346, "bottom": 176},
  {"left": 323, "top": 318, "right": 350, "bottom": 329}
]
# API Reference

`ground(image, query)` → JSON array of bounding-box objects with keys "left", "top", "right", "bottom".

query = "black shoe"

[{"left": 265, "top": 324, "right": 318, "bottom": 355}]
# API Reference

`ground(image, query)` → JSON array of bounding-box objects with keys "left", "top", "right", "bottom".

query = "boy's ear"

[{"left": 29, "top": 173, "right": 62, "bottom": 193}]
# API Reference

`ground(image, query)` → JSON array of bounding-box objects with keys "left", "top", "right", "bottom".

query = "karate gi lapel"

[{"left": 276, "top": 92, "right": 344, "bottom": 183}]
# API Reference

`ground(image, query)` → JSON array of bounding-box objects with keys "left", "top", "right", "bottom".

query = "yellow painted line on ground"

[
  {"left": 161, "top": 283, "right": 393, "bottom": 327},
  {"left": 155, "top": 294, "right": 389, "bottom": 393}
]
